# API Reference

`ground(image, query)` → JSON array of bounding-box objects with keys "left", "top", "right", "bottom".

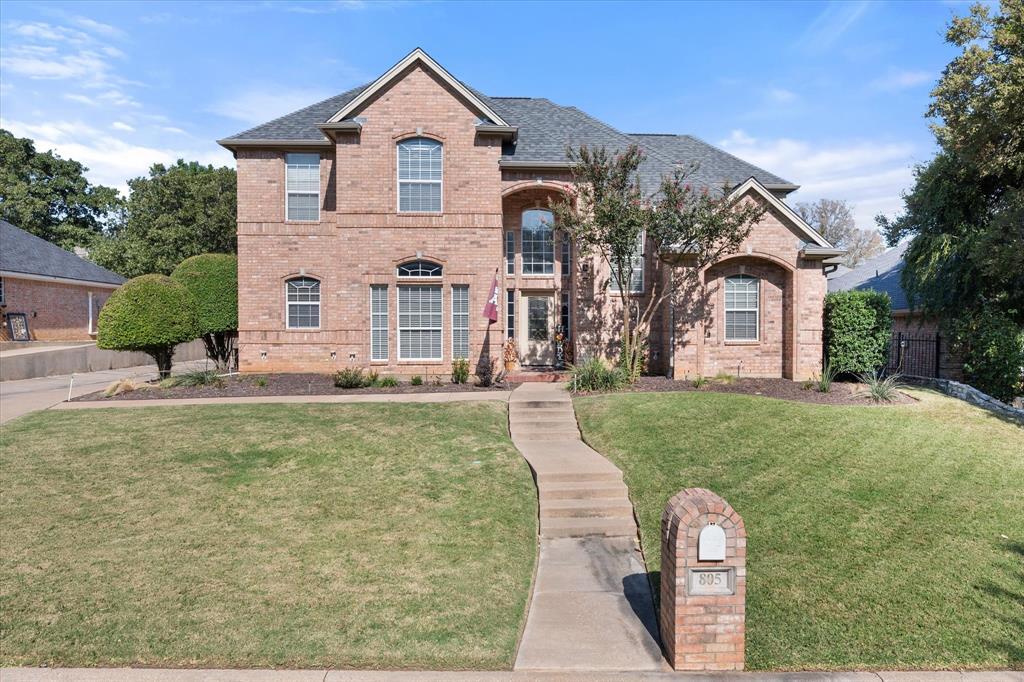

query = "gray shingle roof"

[
  {"left": 827, "top": 242, "right": 910, "bottom": 311},
  {"left": 0, "top": 220, "right": 125, "bottom": 286},
  {"left": 222, "top": 84, "right": 368, "bottom": 141},
  {"left": 629, "top": 134, "right": 793, "bottom": 188}
]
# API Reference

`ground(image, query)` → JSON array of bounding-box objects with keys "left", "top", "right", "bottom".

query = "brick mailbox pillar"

[{"left": 660, "top": 487, "right": 746, "bottom": 671}]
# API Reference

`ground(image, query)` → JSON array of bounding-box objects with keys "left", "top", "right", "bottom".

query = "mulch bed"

[
  {"left": 73, "top": 372, "right": 518, "bottom": 402},
  {"left": 581, "top": 375, "right": 915, "bottom": 406}
]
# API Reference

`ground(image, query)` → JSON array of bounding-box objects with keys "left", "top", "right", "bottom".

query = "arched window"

[
  {"left": 521, "top": 209, "right": 554, "bottom": 275},
  {"left": 396, "top": 260, "right": 443, "bottom": 278},
  {"left": 397, "top": 138, "right": 442, "bottom": 213},
  {"left": 724, "top": 275, "right": 758, "bottom": 341},
  {"left": 285, "top": 276, "right": 320, "bottom": 329}
]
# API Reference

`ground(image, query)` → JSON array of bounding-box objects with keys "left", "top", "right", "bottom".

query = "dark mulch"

[
  {"left": 581, "top": 375, "right": 915, "bottom": 406},
  {"left": 73, "top": 372, "right": 518, "bottom": 402}
]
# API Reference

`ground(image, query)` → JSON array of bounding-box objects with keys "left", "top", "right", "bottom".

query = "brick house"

[
  {"left": 0, "top": 220, "right": 124, "bottom": 342},
  {"left": 219, "top": 49, "right": 842, "bottom": 379}
]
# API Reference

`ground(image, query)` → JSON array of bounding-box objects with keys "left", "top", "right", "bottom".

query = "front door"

[{"left": 522, "top": 295, "right": 555, "bottom": 366}]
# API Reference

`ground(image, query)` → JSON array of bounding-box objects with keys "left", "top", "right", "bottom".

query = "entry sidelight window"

[
  {"left": 724, "top": 275, "right": 759, "bottom": 341},
  {"left": 521, "top": 209, "right": 554, "bottom": 275}
]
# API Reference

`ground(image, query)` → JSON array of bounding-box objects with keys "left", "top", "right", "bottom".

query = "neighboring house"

[
  {"left": 828, "top": 243, "right": 961, "bottom": 379},
  {"left": 219, "top": 48, "right": 843, "bottom": 379},
  {"left": 0, "top": 220, "right": 125, "bottom": 342}
]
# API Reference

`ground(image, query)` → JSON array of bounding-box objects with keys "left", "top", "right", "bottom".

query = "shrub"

[
  {"left": 103, "top": 378, "right": 141, "bottom": 397},
  {"left": 411, "top": 375, "right": 423, "bottom": 386},
  {"left": 713, "top": 372, "right": 736, "bottom": 384},
  {"left": 378, "top": 376, "right": 399, "bottom": 387},
  {"left": 817, "top": 358, "right": 838, "bottom": 393},
  {"left": 451, "top": 358, "right": 470, "bottom": 384},
  {"left": 171, "top": 254, "right": 238, "bottom": 371},
  {"left": 823, "top": 290, "right": 892, "bottom": 375},
  {"left": 160, "top": 370, "right": 223, "bottom": 389},
  {"left": 334, "top": 368, "right": 367, "bottom": 389},
  {"left": 476, "top": 356, "right": 495, "bottom": 387},
  {"left": 950, "top": 307, "right": 1024, "bottom": 403},
  {"left": 366, "top": 370, "right": 379, "bottom": 387},
  {"left": 692, "top": 375, "right": 710, "bottom": 389},
  {"left": 857, "top": 371, "right": 904, "bottom": 403},
  {"left": 569, "top": 358, "right": 628, "bottom": 393},
  {"left": 97, "top": 274, "right": 200, "bottom": 378},
  {"left": 253, "top": 376, "right": 268, "bottom": 388}
]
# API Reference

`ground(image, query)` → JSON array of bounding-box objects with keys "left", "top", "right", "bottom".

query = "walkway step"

[
  {"left": 539, "top": 481, "right": 629, "bottom": 500},
  {"left": 534, "top": 470, "right": 623, "bottom": 485},
  {"left": 540, "top": 498, "right": 635, "bottom": 518},
  {"left": 540, "top": 517, "right": 637, "bottom": 538},
  {"left": 512, "top": 418, "right": 578, "bottom": 429},
  {"left": 510, "top": 399, "right": 570, "bottom": 409}
]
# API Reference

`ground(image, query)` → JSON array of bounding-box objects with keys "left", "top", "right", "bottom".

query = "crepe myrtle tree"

[{"left": 551, "top": 144, "right": 766, "bottom": 380}]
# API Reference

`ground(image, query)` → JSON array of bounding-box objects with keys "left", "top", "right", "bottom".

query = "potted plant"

[{"left": 503, "top": 337, "right": 519, "bottom": 372}]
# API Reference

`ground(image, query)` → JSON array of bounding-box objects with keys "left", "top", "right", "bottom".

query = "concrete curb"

[{"left": 51, "top": 391, "right": 512, "bottom": 411}]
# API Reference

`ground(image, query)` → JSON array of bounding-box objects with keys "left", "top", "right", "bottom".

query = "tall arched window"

[
  {"left": 521, "top": 209, "right": 554, "bottom": 275},
  {"left": 286, "top": 276, "right": 321, "bottom": 329},
  {"left": 397, "top": 138, "right": 442, "bottom": 213},
  {"left": 724, "top": 275, "right": 758, "bottom": 341}
]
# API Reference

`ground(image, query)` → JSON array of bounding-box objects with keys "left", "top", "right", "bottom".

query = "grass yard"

[
  {"left": 575, "top": 389, "right": 1023, "bottom": 671},
  {"left": 0, "top": 403, "right": 537, "bottom": 670}
]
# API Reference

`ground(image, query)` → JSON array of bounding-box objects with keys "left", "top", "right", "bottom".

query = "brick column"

[{"left": 660, "top": 487, "right": 746, "bottom": 671}]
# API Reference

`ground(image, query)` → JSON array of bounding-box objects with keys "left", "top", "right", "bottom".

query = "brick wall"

[{"left": 0, "top": 276, "right": 114, "bottom": 341}]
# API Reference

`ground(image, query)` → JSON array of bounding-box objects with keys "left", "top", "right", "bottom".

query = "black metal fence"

[{"left": 887, "top": 333, "right": 942, "bottom": 378}]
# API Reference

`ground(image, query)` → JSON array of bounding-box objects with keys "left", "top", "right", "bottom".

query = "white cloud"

[
  {"left": 70, "top": 16, "right": 125, "bottom": 38},
  {"left": 869, "top": 69, "right": 933, "bottom": 92},
  {"left": 799, "top": 1, "right": 871, "bottom": 51},
  {"left": 720, "top": 129, "right": 918, "bottom": 229},
  {"left": 111, "top": 121, "right": 135, "bottom": 132},
  {"left": 2, "top": 45, "right": 112, "bottom": 81},
  {"left": 159, "top": 126, "right": 188, "bottom": 135},
  {"left": 766, "top": 87, "right": 798, "bottom": 104},
  {"left": 64, "top": 93, "right": 97, "bottom": 106},
  {"left": 208, "top": 87, "right": 334, "bottom": 125}
]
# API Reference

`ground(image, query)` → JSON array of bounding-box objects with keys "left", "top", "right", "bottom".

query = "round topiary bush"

[
  {"left": 171, "top": 253, "right": 238, "bottom": 370},
  {"left": 97, "top": 274, "right": 200, "bottom": 378}
]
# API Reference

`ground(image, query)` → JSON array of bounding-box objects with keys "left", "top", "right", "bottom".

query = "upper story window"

[
  {"left": 724, "top": 274, "right": 759, "bottom": 341},
  {"left": 285, "top": 276, "right": 321, "bottom": 329},
  {"left": 610, "top": 232, "right": 644, "bottom": 293},
  {"left": 397, "top": 138, "right": 442, "bottom": 213},
  {"left": 285, "top": 153, "right": 320, "bottom": 222},
  {"left": 0, "top": 276, "right": 4, "bottom": 305},
  {"left": 521, "top": 209, "right": 554, "bottom": 275},
  {"left": 397, "top": 260, "right": 443, "bottom": 278}
]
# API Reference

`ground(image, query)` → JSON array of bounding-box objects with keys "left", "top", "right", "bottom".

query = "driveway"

[{"left": 0, "top": 359, "right": 209, "bottom": 424}]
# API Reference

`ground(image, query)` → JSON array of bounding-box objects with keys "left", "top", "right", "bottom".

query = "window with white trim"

[
  {"left": 560, "top": 233, "right": 572, "bottom": 278},
  {"left": 370, "top": 285, "right": 388, "bottom": 361},
  {"left": 0, "top": 276, "right": 4, "bottom": 305},
  {"left": 724, "top": 275, "right": 759, "bottom": 341},
  {"left": 286, "top": 277, "right": 320, "bottom": 328},
  {"left": 285, "top": 153, "right": 320, "bottom": 221},
  {"left": 397, "top": 138, "right": 442, "bottom": 212},
  {"left": 505, "top": 231, "right": 515, "bottom": 275},
  {"left": 521, "top": 209, "right": 554, "bottom": 275},
  {"left": 610, "top": 232, "right": 644, "bottom": 293},
  {"left": 398, "top": 285, "right": 442, "bottom": 360},
  {"left": 397, "top": 260, "right": 442, "bottom": 278},
  {"left": 452, "top": 285, "right": 469, "bottom": 359},
  {"left": 506, "top": 290, "right": 515, "bottom": 340},
  {"left": 560, "top": 291, "right": 571, "bottom": 338}
]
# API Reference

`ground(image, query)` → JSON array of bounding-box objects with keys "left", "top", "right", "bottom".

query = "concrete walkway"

[{"left": 509, "top": 382, "right": 666, "bottom": 672}]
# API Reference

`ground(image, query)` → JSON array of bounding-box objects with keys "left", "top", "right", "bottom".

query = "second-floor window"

[
  {"left": 285, "top": 153, "right": 320, "bottom": 221},
  {"left": 522, "top": 209, "right": 554, "bottom": 275},
  {"left": 398, "top": 138, "right": 442, "bottom": 213}
]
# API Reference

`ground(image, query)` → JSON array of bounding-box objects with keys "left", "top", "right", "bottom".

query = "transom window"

[
  {"left": 724, "top": 274, "right": 759, "bottom": 341},
  {"left": 285, "top": 153, "right": 320, "bottom": 221},
  {"left": 398, "top": 137, "right": 442, "bottom": 213},
  {"left": 398, "top": 285, "right": 443, "bottom": 360},
  {"left": 286, "top": 277, "right": 320, "bottom": 329},
  {"left": 397, "top": 260, "right": 443, "bottom": 278},
  {"left": 521, "top": 209, "right": 554, "bottom": 275}
]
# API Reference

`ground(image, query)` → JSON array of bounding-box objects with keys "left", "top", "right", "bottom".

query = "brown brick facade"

[{"left": 0, "top": 276, "right": 114, "bottom": 341}]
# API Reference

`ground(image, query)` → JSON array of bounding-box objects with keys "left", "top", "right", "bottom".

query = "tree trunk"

[
  {"left": 203, "top": 332, "right": 236, "bottom": 372},
  {"left": 150, "top": 346, "right": 175, "bottom": 379}
]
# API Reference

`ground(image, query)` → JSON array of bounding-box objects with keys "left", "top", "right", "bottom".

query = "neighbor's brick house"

[{"left": 219, "top": 49, "right": 842, "bottom": 379}]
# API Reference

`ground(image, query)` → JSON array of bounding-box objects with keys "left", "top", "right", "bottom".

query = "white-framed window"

[
  {"left": 452, "top": 285, "right": 469, "bottom": 359},
  {"left": 560, "top": 233, "right": 572, "bottom": 278},
  {"left": 397, "top": 137, "right": 442, "bottom": 213},
  {"left": 370, "top": 285, "right": 388, "bottom": 361},
  {"left": 398, "top": 285, "right": 442, "bottom": 360},
  {"left": 286, "top": 276, "right": 320, "bottom": 329},
  {"left": 397, "top": 260, "right": 443, "bottom": 278},
  {"left": 506, "top": 289, "right": 515, "bottom": 340},
  {"left": 0, "top": 276, "right": 5, "bottom": 305},
  {"left": 505, "top": 231, "right": 515, "bottom": 275},
  {"left": 560, "top": 290, "right": 571, "bottom": 338},
  {"left": 610, "top": 232, "right": 644, "bottom": 293},
  {"left": 724, "top": 274, "right": 759, "bottom": 341},
  {"left": 285, "top": 153, "right": 320, "bottom": 221},
  {"left": 522, "top": 209, "right": 554, "bottom": 275}
]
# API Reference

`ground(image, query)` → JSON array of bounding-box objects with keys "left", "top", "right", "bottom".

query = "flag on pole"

[{"left": 483, "top": 270, "right": 499, "bottom": 323}]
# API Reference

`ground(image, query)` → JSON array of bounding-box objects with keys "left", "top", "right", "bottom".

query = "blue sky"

[{"left": 1, "top": 0, "right": 967, "bottom": 230}]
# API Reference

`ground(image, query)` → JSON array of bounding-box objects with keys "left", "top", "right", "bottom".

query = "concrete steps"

[
  {"left": 540, "top": 517, "right": 639, "bottom": 538},
  {"left": 539, "top": 480, "right": 630, "bottom": 501},
  {"left": 541, "top": 497, "right": 635, "bottom": 518}
]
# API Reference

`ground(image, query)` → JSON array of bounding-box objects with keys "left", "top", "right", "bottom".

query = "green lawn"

[
  {"left": 575, "top": 389, "right": 1023, "bottom": 671},
  {"left": 0, "top": 403, "right": 537, "bottom": 670}
]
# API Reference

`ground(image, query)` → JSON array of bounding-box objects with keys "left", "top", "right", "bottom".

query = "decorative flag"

[{"left": 483, "top": 270, "right": 499, "bottom": 323}]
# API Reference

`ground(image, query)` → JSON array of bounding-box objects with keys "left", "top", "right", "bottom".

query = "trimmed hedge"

[
  {"left": 170, "top": 253, "right": 238, "bottom": 334},
  {"left": 823, "top": 290, "right": 892, "bottom": 375},
  {"left": 951, "top": 307, "right": 1024, "bottom": 403}
]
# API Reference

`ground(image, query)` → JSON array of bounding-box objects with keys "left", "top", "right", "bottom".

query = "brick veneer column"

[{"left": 660, "top": 487, "right": 746, "bottom": 671}]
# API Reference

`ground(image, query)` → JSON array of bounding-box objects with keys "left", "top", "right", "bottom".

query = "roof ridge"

[
  {"left": 557, "top": 105, "right": 681, "bottom": 169},
  {"left": 680, "top": 133, "right": 794, "bottom": 186},
  {"left": 226, "top": 83, "right": 369, "bottom": 140}
]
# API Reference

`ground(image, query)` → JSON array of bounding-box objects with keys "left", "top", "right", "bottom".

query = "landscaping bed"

[
  {"left": 0, "top": 403, "right": 537, "bottom": 669},
  {"left": 575, "top": 389, "right": 1023, "bottom": 670},
  {"left": 73, "top": 371, "right": 517, "bottom": 401},
  {"left": 581, "top": 375, "right": 914, "bottom": 406}
]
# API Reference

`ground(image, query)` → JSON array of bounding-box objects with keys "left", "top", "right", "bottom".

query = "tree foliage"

[
  {"left": 950, "top": 306, "right": 1024, "bottom": 402},
  {"left": 0, "top": 128, "right": 123, "bottom": 249},
  {"left": 823, "top": 290, "right": 893, "bottom": 375},
  {"left": 795, "top": 198, "right": 884, "bottom": 267},
  {"left": 91, "top": 160, "right": 237, "bottom": 277},
  {"left": 551, "top": 145, "right": 766, "bottom": 380},
  {"left": 171, "top": 253, "right": 238, "bottom": 371},
  {"left": 97, "top": 274, "right": 200, "bottom": 378}
]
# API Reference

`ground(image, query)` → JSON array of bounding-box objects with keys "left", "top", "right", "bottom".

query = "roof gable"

[
  {"left": 729, "top": 177, "right": 832, "bottom": 248},
  {"left": 327, "top": 48, "right": 509, "bottom": 127},
  {"left": 0, "top": 220, "right": 125, "bottom": 286}
]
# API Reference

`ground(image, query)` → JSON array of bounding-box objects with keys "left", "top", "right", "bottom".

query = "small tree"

[
  {"left": 551, "top": 145, "right": 766, "bottom": 379},
  {"left": 823, "top": 290, "right": 892, "bottom": 375},
  {"left": 172, "top": 253, "right": 238, "bottom": 371},
  {"left": 97, "top": 274, "right": 200, "bottom": 378}
]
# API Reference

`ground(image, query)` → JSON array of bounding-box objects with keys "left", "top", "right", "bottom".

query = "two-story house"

[{"left": 219, "top": 48, "right": 842, "bottom": 380}]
